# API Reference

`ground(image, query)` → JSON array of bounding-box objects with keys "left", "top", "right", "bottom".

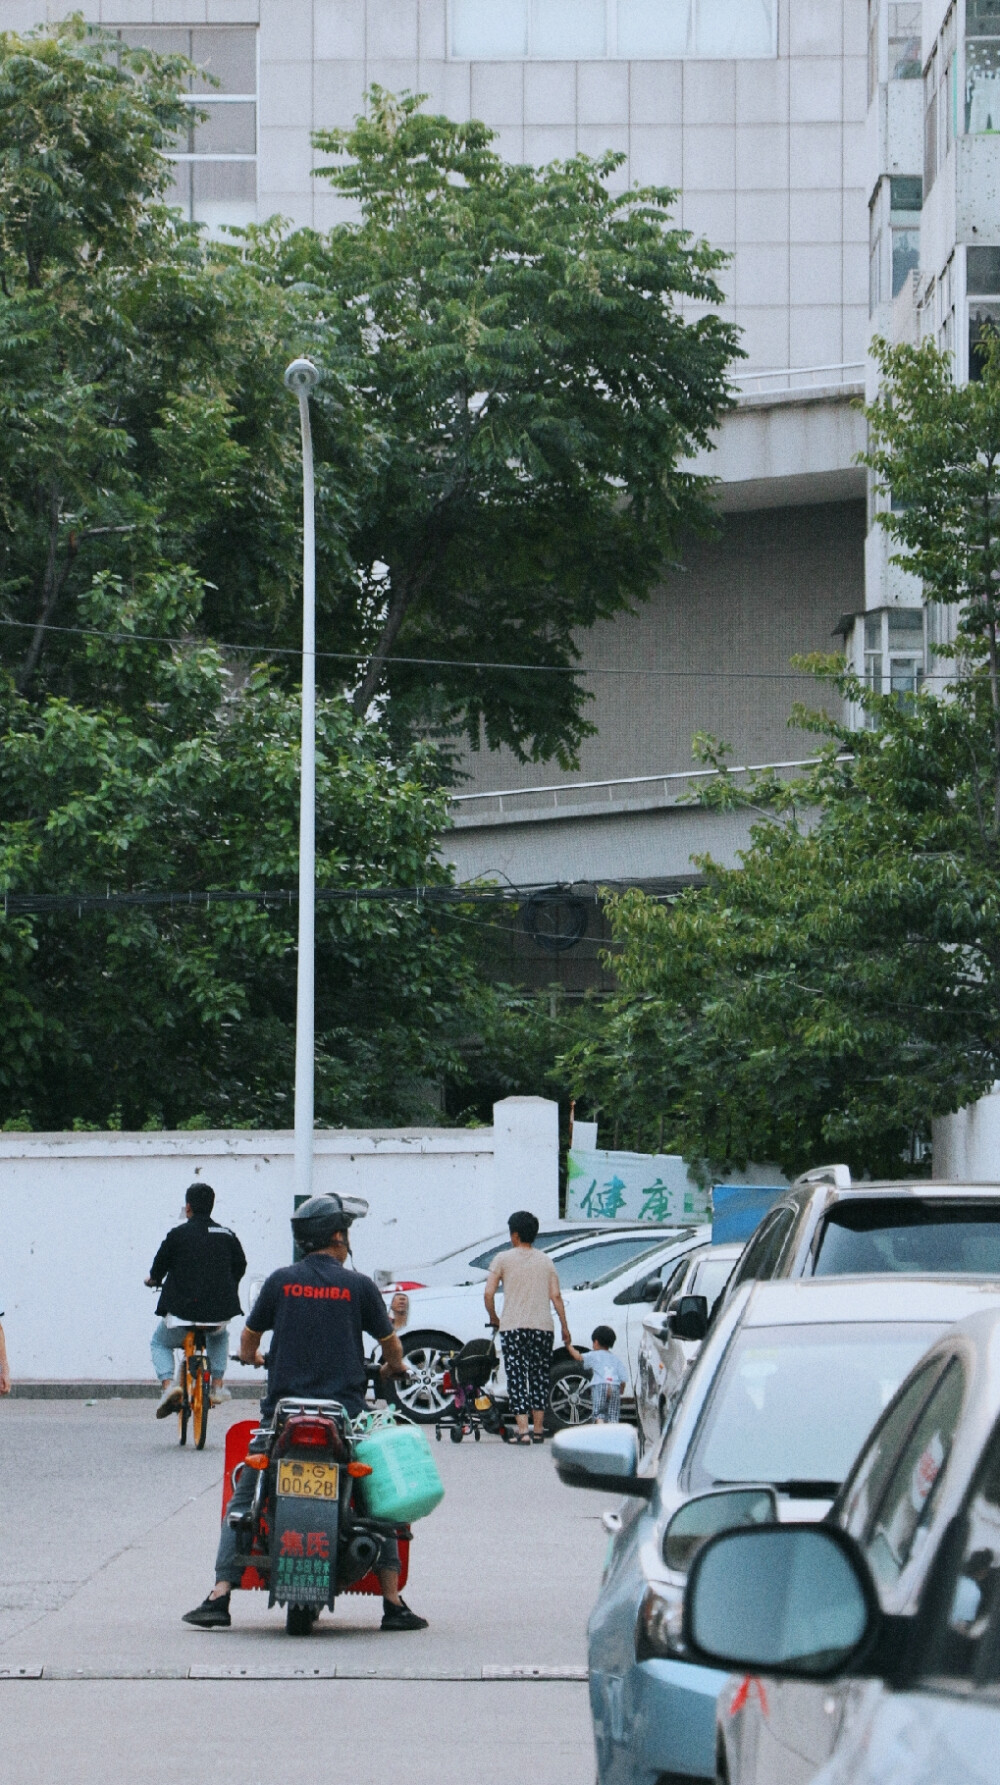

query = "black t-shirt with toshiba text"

[{"left": 248, "top": 1255, "right": 393, "bottom": 1418}]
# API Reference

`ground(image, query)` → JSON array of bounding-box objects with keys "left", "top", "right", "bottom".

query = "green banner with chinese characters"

[{"left": 566, "top": 1148, "right": 711, "bottom": 1224}]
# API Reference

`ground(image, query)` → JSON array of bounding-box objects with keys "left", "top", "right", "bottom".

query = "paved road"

[{"left": 1, "top": 1400, "right": 607, "bottom": 1783}]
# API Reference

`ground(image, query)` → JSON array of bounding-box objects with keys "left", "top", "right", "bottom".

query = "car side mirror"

[
  {"left": 551, "top": 1425, "right": 654, "bottom": 1499},
  {"left": 663, "top": 1486, "right": 778, "bottom": 1573},
  {"left": 614, "top": 1273, "right": 662, "bottom": 1306},
  {"left": 641, "top": 1311, "right": 670, "bottom": 1339},
  {"left": 684, "top": 1525, "right": 879, "bottom": 1680},
  {"left": 668, "top": 1294, "right": 708, "bottom": 1341}
]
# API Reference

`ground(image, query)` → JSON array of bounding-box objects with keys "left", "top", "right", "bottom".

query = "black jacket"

[{"left": 149, "top": 1215, "right": 246, "bottom": 1321}]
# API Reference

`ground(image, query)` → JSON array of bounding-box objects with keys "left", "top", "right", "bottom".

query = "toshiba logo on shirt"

[{"left": 282, "top": 1283, "right": 351, "bottom": 1301}]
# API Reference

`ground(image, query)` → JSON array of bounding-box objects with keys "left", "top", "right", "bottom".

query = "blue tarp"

[{"left": 711, "top": 1183, "right": 785, "bottom": 1244}]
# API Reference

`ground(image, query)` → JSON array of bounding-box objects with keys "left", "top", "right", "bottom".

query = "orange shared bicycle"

[{"left": 175, "top": 1325, "right": 212, "bottom": 1449}]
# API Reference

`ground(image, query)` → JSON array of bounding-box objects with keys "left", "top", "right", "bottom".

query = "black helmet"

[{"left": 291, "top": 1194, "right": 368, "bottom": 1254}]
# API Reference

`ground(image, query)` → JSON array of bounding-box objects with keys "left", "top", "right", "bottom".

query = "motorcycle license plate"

[{"left": 276, "top": 1460, "right": 339, "bottom": 1500}]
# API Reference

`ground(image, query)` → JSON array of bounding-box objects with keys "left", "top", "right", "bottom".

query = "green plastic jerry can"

[{"left": 353, "top": 1423, "right": 445, "bottom": 1523}]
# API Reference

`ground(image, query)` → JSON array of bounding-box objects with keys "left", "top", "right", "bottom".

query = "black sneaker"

[
  {"left": 380, "top": 1597, "right": 428, "bottom": 1632},
  {"left": 182, "top": 1593, "right": 231, "bottom": 1629}
]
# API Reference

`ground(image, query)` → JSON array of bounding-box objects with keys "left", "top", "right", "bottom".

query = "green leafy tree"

[
  {"left": 0, "top": 31, "right": 745, "bottom": 1128},
  {"left": 0, "top": 569, "right": 476, "bottom": 1129},
  {"left": 0, "top": 28, "right": 471, "bottom": 1129},
  {"left": 565, "top": 339, "right": 1000, "bottom": 1178},
  {"left": 0, "top": 20, "right": 345, "bottom": 700},
  {"left": 274, "top": 89, "right": 739, "bottom": 764}
]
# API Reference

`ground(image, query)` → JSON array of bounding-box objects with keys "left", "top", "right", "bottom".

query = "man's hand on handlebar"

[
  {"left": 378, "top": 1333, "right": 409, "bottom": 1380},
  {"left": 379, "top": 1357, "right": 411, "bottom": 1381}
]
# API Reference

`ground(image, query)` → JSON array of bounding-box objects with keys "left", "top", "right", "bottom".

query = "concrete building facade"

[{"left": 4, "top": 0, "right": 874, "bottom": 893}]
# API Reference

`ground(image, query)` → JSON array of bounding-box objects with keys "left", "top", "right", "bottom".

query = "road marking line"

[
  {"left": 189, "top": 1665, "right": 337, "bottom": 1680},
  {"left": 42, "top": 1667, "right": 189, "bottom": 1680},
  {"left": 482, "top": 1665, "right": 588, "bottom": 1680},
  {"left": 1, "top": 1664, "right": 588, "bottom": 1683}
]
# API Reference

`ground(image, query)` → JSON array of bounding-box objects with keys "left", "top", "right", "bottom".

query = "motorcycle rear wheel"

[{"left": 286, "top": 1603, "right": 317, "bottom": 1636}]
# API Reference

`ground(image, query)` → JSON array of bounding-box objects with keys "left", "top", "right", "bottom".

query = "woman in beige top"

[{"left": 484, "top": 1210, "right": 574, "bottom": 1444}]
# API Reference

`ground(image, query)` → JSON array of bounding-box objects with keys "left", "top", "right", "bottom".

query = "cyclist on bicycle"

[
  {"left": 146, "top": 1183, "right": 247, "bottom": 1417},
  {"left": 182, "top": 1192, "right": 427, "bottom": 1632}
]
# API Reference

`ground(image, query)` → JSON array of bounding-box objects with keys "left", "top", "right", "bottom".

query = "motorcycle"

[{"left": 222, "top": 1370, "right": 417, "bottom": 1636}]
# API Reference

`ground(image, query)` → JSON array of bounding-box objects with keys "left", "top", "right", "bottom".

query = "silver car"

[
  {"left": 685, "top": 1301, "right": 1000, "bottom": 1785},
  {"left": 718, "top": 1167, "right": 1000, "bottom": 1311},
  {"left": 552, "top": 1274, "right": 1000, "bottom": 1785},
  {"left": 635, "top": 1243, "right": 744, "bottom": 1446}
]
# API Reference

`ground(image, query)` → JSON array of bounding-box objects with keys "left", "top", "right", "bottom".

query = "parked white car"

[
  {"left": 635, "top": 1241, "right": 744, "bottom": 1445},
  {"left": 690, "top": 1297, "right": 1000, "bottom": 1785},
  {"left": 394, "top": 1226, "right": 709, "bottom": 1424},
  {"left": 558, "top": 1274, "right": 1000, "bottom": 1785},
  {"left": 372, "top": 1222, "right": 617, "bottom": 1290}
]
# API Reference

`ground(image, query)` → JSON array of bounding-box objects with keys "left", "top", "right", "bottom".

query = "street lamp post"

[{"left": 284, "top": 357, "right": 321, "bottom": 1206}]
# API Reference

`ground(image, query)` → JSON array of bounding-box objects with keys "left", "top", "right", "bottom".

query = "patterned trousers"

[{"left": 500, "top": 1327, "right": 554, "bottom": 1415}]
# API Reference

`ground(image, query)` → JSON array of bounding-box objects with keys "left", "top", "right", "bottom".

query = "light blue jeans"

[{"left": 151, "top": 1319, "right": 230, "bottom": 1384}]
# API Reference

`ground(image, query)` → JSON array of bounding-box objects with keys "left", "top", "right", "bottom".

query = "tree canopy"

[
  {"left": 0, "top": 27, "right": 465, "bottom": 1129},
  {"left": 0, "top": 567, "right": 476, "bottom": 1131},
  {"left": 565, "top": 339, "right": 1000, "bottom": 1179},
  {"left": 0, "top": 25, "right": 742, "bottom": 1129},
  {"left": 284, "top": 89, "right": 740, "bottom": 763}
]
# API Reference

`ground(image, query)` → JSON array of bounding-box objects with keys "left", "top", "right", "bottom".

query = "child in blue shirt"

[{"left": 569, "top": 1324, "right": 629, "bottom": 1422}]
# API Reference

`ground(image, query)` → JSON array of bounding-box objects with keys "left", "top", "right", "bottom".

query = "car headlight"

[{"left": 635, "top": 1581, "right": 686, "bottom": 1661}]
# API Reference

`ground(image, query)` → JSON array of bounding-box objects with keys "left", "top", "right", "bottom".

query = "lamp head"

[{"left": 284, "top": 357, "right": 320, "bottom": 395}]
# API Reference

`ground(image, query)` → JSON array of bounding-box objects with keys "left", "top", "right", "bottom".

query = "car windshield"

[
  {"left": 685, "top": 1321, "right": 945, "bottom": 1495},
  {"left": 814, "top": 1201, "right": 1000, "bottom": 1276},
  {"left": 467, "top": 1229, "right": 590, "bottom": 1271},
  {"left": 691, "top": 1254, "right": 740, "bottom": 1306},
  {"left": 577, "top": 1234, "right": 696, "bottom": 1292},
  {"left": 553, "top": 1234, "right": 684, "bottom": 1289}
]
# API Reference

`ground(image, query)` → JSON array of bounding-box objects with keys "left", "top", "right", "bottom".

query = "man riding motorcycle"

[{"left": 182, "top": 1193, "right": 428, "bottom": 1632}]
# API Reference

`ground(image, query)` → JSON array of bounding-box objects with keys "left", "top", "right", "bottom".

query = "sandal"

[
  {"left": 531, "top": 1432, "right": 546, "bottom": 1443},
  {"left": 514, "top": 1433, "right": 532, "bottom": 1444}
]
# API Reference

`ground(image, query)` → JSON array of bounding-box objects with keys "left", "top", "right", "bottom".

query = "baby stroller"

[{"left": 435, "top": 1337, "right": 511, "bottom": 1444}]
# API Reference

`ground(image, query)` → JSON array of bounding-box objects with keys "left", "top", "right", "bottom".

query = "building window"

[
  {"left": 968, "top": 246, "right": 1000, "bottom": 377},
  {"left": 870, "top": 177, "right": 921, "bottom": 312},
  {"left": 864, "top": 608, "right": 925, "bottom": 710},
  {"left": 889, "top": 3, "right": 922, "bottom": 78},
  {"left": 114, "top": 27, "right": 257, "bottom": 232},
  {"left": 448, "top": 0, "right": 777, "bottom": 60},
  {"left": 966, "top": 0, "right": 1000, "bottom": 133},
  {"left": 925, "top": 8, "right": 958, "bottom": 192},
  {"left": 924, "top": 44, "right": 939, "bottom": 191},
  {"left": 870, "top": 223, "right": 882, "bottom": 316},
  {"left": 890, "top": 176, "right": 922, "bottom": 297}
]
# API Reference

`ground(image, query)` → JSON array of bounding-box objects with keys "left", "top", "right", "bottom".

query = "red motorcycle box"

[{"left": 222, "top": 1419, "right": 408, "bottom": 1595}]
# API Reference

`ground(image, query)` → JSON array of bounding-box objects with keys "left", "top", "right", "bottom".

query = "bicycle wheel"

[
  {"left": 178, "top": 1375, "right": 190, "bottom": 1447},
  {"left": 193, "top": 1360, "right": 210, "bottom": 1450}
]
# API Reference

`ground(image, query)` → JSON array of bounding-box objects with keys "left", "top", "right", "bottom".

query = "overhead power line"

[
  {"left": 0, "top": 614, "right": 931, "bottom": 682},
  {"left": 1, "top": 881, "right": 666, "bottom": 918}
]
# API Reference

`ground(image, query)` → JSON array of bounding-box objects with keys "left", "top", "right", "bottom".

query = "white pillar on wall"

[
  {"left": 933, "top": 1086, "right": 1000, "bottom": 1182},
  {"left": 491, "top": 1096, "right": 560, "bottom": 1228}
]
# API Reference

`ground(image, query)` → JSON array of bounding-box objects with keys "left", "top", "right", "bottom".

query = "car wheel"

[
  {"left": 546, "top": 1359, "right": 593, "bottom": 1431},
  {"left": 395, "top": 1330, "right": 460, "bottom": 1422}
]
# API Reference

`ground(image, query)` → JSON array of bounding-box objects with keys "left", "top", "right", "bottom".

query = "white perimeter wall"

[
  {"left": 0, "top": 1097, "right": 557, "bottom": 1381},
  {"left": 934, "top": 1091, "right": 1000, "bottom": 1183}
]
